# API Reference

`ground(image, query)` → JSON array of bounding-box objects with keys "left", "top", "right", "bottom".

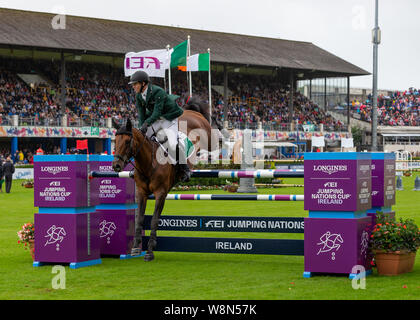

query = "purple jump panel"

[
  {"left": 371, "top": 152, "right": 396, "bottom": 209},
  {"left": 304, "top": 153, "right": 372, "bottom": 212},
  {"left": 304, "top": 217, "right": 372, "bottom": 275},
  {"left": 33, "top": 155, "right": 101, "bottom": 268},
  {"left": 96, "top": 209, "right": 136, "bottom": 255},
  {"left": 303, "top": 152, "right": 373, "bottom": 278},
  {"left": 34, "top": 212, "right": 100, "bottom": 264},
  {"left": 89, "top": 155, "right": 135, "bottom": 204},
  {"left": 34, "top": 155, "right": 99, "bottom": 208}
]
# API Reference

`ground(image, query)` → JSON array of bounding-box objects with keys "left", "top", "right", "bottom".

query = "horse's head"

[
  {"left": 335, "top": 234, "right": 344, "bottom": 244},
  {"left": 112, "top": 118, "right": 134, "bottom": 172}
]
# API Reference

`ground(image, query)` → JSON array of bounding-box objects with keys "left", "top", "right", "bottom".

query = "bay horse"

[{"left": 112, "top": 107, "right": 212, "bottom": 261}]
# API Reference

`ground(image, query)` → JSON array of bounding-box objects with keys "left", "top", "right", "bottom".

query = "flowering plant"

[
  {"left": 21, "top": 179, "right": 34, "bottom": 186},
  {"left": 370, "top": 212, "right": 420, "bottom": 253},
  {"left": 17, "top": 222, "right": 35, "bottom": 247}
]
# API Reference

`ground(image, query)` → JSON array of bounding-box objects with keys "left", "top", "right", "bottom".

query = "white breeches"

[{"left": 146, "top": 118, "right": 178, "bottom": 151}]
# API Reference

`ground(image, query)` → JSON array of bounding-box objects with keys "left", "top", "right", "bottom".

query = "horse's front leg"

[
  {"left": 144, "top": 190, "right": 167, "bottom": 262},
  {"left": 131, "top": 191, "right": 147, "bottom": 256}
]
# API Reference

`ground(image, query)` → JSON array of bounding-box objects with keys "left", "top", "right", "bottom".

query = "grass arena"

[
  {"left": 1, "top": 174, "right": 420, "bottom": 300},
  {"left": 1, "top": 4, "right": 419, "bottom": 305}
]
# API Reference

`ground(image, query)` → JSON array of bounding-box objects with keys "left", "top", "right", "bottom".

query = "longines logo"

[
  {"left": 41, "top": 166, "right": 69, "bottom": 175},
  {"left": 313, "top": 165, "right": 347, "bottom": 175}
]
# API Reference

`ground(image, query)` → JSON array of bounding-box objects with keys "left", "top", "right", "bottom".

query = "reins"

[{"left": 115, "top": 127, "right": 158, "bottom": 179}]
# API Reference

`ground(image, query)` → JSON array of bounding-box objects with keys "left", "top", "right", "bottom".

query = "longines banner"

[
  {"left": 0, "top": 125, "right": 350, "bottom": 142},
  {"left": 233, "top": 130, "right": 350, "bottom": 142}
]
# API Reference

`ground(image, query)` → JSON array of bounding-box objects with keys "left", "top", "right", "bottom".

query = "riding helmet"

[{"left": 128, "top": 70, "right": 150, "bottom": 84}]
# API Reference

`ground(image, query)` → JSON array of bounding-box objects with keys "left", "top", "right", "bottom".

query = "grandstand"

[{"left": 2, "top": 8, "right": 417, "bottom": 162}]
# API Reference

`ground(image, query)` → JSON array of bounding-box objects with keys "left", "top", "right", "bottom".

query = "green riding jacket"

[{"left": 136, "top": 84, "right": 184, "bottom": 127}]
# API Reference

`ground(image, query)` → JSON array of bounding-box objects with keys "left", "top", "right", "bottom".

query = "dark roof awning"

[{"left": 0, "top": 8, "right": 369, "bottom": 77}]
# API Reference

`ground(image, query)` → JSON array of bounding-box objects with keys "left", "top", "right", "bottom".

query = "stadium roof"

[{"left": 0, "top": 8, "right": 369, "bottom": 78}]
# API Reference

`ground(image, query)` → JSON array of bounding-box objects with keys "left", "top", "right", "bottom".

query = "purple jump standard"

[
  {"left": 33, "top": 155, "right": 102, "bottom": 269},
  {"left": 368, "top": 152, "right": 396, "bottom": 224},
  {"left": 303, "top": 152, "right": 373, "bottom": 279},
  {"left": 90, "top": 155, "right": 144, "bottom": 259}
]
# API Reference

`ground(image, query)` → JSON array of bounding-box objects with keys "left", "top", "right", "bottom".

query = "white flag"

[{"left": 124, "top": 49, "right": 170, "bottom": 78}]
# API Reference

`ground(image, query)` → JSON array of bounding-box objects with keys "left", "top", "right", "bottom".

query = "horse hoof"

[
  {"left": 144, "top": 253, "right": 154, "bottom": 262},
  {"left": 131, "top": 248, "right": 142, "bottom": 256}
]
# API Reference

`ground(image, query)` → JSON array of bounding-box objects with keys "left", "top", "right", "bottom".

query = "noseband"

[{"left": 114, "top": 130, "right": 135, "bottom": 168}]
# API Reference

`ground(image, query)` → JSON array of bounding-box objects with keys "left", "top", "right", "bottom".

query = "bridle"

[{"left": 114, "top": 129, "right": 144, "bottom": 175}]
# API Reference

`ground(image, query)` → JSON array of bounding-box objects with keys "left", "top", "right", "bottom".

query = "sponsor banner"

[
  {"left": 13, "top": 168, "right": 34, "bottom": 180},
  {"left": 144, "top": 215, "right": 304, "bottom": 233},
  {"left": 304, "top": 157, "right": 371, "bottom": 212},
  {"left": 371, "top": 158, "right": 396, "bottom": 207},
  {"left": 233, "top": 130, "right": 350, "bottom": 142},
  {"left": 0, "top": 126, "right": 115, "bottom": 138},
  {"left": 33, "top": 161, "right": 94, "bottom": 208},
  {"left": 142, "top": 236, "right": 304, "bottom": 255},
  {"left": 90, "top": 161, "right": 135, "bottom": 204}
]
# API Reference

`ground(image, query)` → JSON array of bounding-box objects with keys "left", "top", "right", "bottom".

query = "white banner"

[
  {"left": 311, "top": 136, "right": 325, "bottom": 147},
  {"left": 13, "top": 168, "right": 34, "bottom": 180},
  {"left": 124, "top": 49, "right": 169, "bottom": 78},
  {"left": 341, "top": 138, "right": 354, "bottom": 148}
]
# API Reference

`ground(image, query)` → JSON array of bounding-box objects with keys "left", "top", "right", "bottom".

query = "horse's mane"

[
  {"left": 115, "top": 123, "right": 133, "bottom": 136},
  {"left": 182, "top": 95, "right": 209, "bottom": 121}
]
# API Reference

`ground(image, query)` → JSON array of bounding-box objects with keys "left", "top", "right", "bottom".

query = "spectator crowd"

[
  {"left": 0, "top": 57, "right": 418, "bottom": 137},
  {"left": 351, "top": 88, "right": 420, "bottom": 126},
  {"left": 1, "top": 57, "right": 344, "bottom": 130}
]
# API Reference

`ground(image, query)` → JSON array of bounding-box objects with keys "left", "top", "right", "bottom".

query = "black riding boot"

[{"left": 179, "top": 164, "right": 191, "bottom": 182}]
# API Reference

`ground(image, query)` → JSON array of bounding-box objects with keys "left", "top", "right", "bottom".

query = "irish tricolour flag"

[{"left": 187, "top": 53, "right": 210, "bottom": 72}]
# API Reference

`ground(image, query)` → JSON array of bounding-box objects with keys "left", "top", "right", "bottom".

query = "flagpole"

[
  {"left": 166, "top": 44, "right": 172, "bottom": 95},
  {"left": 208, "top": 48, "right": 212, "bottom": 126},
  {"left": 188, "top": 35, "right": 192, "bottom": 97}
]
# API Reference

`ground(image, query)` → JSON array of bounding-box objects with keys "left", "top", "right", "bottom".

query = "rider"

[{"left": 128, "top": 70, "right": 191, "bottom": 182}]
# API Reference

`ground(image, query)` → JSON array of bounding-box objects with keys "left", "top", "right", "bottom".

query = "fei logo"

[
  {"left": 44, "top": 225, "right": 66, "bottom": 251},
  {"left": 317, "top": 231, "right": 344, "bottom": 260},
  {"left": 205, "top": 220, "right": 225, "bottom": 228}
]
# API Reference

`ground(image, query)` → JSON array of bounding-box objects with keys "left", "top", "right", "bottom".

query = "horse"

[{"left": 111, "top": 108, "right": 212, "bottom": 261}]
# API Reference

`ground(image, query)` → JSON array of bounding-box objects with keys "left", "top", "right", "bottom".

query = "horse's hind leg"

[
  {"left": 144, "top": 190, "right": 167, "bottom": 262},
  {"left": 131, "top": 191, "right": 147, "bottom": 256}
]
